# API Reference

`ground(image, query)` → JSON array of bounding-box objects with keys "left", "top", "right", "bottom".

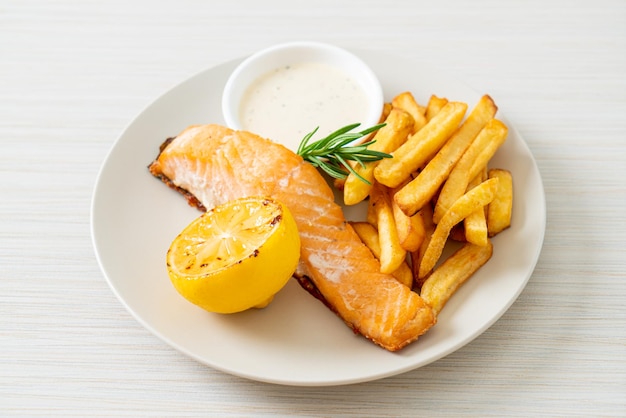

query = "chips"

[
  {"left": 343, "top": 108, "right": 414, "bottom": 206},
  {"left": 369, "top": 183, "right": 407, "bottom": 274},
  {"left": 417, "top": 177, "right": 499, "bottom": 279},
  {"left": 420, "top": 241, "right": 493, "bottom": 316},
  {"left": 425, "top": 95, "right": 449, "bottom": 121},
  {"left": 433, "top": 118, "right": 508, "bottom": 223},
  {"left": 391, "top": 182, "right": 425, "bottom": 252},
  {"left": 350, "top": 221, "right": 413, "bottom": 288},
  {"left": 391, "top": 91, "right": 427, "bottom": 133},
  {"left": 373, "top": 101, "right": 468, "bottom": 189},
  {"left": 487, "top": 168, "right": 513, "bottom": 236},
  {"left": 394, "top": 95, "right": 498, "bottom": 216},
  {"left": 411, "top": 202, "right": 436, "bottom": 290},
  {"left": 335, "top": 91, "right": 514, "bottom": 319},
  {"left": 463, "top": 167, "right": 489, "bottom": 246}
]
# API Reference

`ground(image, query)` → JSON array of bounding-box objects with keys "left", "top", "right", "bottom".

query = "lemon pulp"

[{"left": 167, "top": 196, "right": 301, "bottom": 314}]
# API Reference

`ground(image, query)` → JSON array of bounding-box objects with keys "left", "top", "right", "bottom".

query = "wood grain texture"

[{"left": 1, "top": 0, "right": 625, "bottom": 416}]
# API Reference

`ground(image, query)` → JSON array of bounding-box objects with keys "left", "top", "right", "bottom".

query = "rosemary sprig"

[{"left": 296, "top": 123, "right": 390, "bottom": 185}]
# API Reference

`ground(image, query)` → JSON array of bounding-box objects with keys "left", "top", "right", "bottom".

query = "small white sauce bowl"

[{"left": 222, "top": 41, "right": 384, "bottom": 151}]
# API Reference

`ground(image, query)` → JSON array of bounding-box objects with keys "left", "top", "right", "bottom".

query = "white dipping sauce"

[{"left": 239, "top": 62, "right": 370, "bottom": 151}]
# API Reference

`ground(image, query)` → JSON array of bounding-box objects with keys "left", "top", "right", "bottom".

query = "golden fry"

[
  {"left": 464, "top": 167, "right": 489, "bottom": 246},
  {"left": 392, "top": 91, "right": 427, "bottom": 133},
  {"left": 418, "top": 177, "right": 499, "bottom": 279},
  {"left": 468, "top": 125, "right": 508, "bottom": 180},
  {"left": 433, "top": 118, "right": 508, "bottom": 223},
  {"left": 410, "top": 202, "right": 436, "bottom": 290},
  {"left": 350, "top": 221, "right": 413, "bottom": 288},
  {"left": 370, "top": 183, "right": 407, "bottom": 274},
  {"left": 391, "top": 184, "right": 426, "bottom": 252},
  {"left": 426, "top": 95, "right": 449, "bottom": 121},
  {"left": 327, "top": 90, "right": 513, "bottom": 344},
  {"left": 350, "top": 222, "right": 380, "bottom": 251},
  {"left": 394, "top": 95, "right": 498, "bottom": 216},
  {"left": 343, "top": 108, "right": 413, "bottom": 206},
  {"left": 366, "top": 196, "right": 377, "bottom": 227},
  {"left": 487, "top": 168, "right": 513, "bottom": 236},
  {"left": 374, "top": 102, "right": 468, "bottom": 189},
  {"left": 464, "top": 207, "right": 488, "bottom": 246},
  {"left": 420, "top": 241, "right": 493, "bottom": 316},
  {"left": 390, "top": 260, "right": 414, "bottom": 288},
  {"left": 392, "top": 203, "right": 426, "bottom": 253}
]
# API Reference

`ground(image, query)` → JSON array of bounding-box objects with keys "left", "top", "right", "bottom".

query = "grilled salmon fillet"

[{"left": 148, "top": 124, "right": 435, "bottom": 351}]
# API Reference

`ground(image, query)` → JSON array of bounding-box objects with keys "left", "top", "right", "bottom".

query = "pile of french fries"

[{"left": 340, "top": 92, "right": 513, "bottom": 317}]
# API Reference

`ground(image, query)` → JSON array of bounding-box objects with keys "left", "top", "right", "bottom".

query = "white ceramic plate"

[{"left": 91, "top": 50, "right": 545, "bottom": 386}]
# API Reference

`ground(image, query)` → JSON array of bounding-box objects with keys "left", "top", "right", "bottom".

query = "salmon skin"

[{"left": 148, "top": 124, "right": 435, "bottom": 351}]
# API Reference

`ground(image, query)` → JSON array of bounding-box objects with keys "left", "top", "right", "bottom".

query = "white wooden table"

[{"left": 1, "top": 0, "right": 625, "bottom": 415}]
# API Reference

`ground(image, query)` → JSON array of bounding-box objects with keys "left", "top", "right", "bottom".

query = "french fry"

[
  {"left": 329, "top": 90, "right": 514, "bottom": 345},
  {"left": 468, "top": 128, "right": 508, "bottom": 181},
  {"left": 420, "top": 241, "right": 493, "bottom": 316},
  {"left": 350, "top": 221, "right": 413, "bottom": 288},
  {"left": 370, "top": 183, "right": 407, "bottom": 274},
  {"left": 343, "top": 108, "right": 413, "bottom": 206},
  {"left": 487, "top": 168, "right": 513, "bottom": 236},
  {"left": 411, "top": 202, "right": 436, "bottom": 290},
  {"left": 464, "top": 167, "right": 489, "bottom": 246},
  {"left": 391, "top": 182, "right": 425, "bottom": 252},
  {"left": 426, "top": 95, "right": 449, "bottom": 121},
  {"left": 394, "top": 95, "right": 498, "bottom": 216},
  {"left": 393, "top": 261, "right": 415, "bottom": 289},
  {"left": 433, "top": 118, "right": 508, "bottom": 223},
  {"left": 418, "top": 177, "right": 499, "bottom": 279},
  {"left": 374, "top": 102, "right": 468, "bottom": 189},
  {"left": 392, "top": 91, "right": 427, "bottom": 133},
  {"left": 366, "top": 196, "right": 377, "bottom": 227}
]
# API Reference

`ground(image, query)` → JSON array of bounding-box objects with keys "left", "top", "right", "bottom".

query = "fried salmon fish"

[{"left": 148, "top": 124, "right": 435, "bottom": 351}]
